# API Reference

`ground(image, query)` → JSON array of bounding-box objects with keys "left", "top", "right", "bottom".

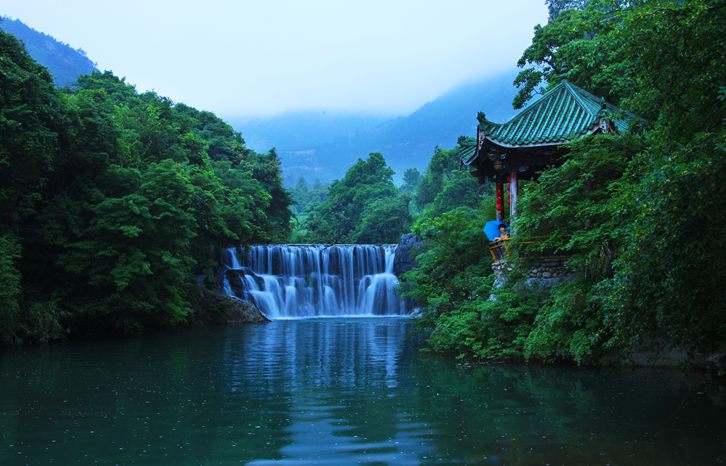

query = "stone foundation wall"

[
  {"left": 525, "top": 258, "right": 574, "bottom": 290},
  {"left": 528, "top": 258, "right": 570, "bottom": 280},
  {"left": 491, "top": 258, "right": 574, "bottom": 290}
]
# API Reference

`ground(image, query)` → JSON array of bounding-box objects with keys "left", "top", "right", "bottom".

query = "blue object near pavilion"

[{"left": 483, "top": 220, "right": 508, "bottom": 241}]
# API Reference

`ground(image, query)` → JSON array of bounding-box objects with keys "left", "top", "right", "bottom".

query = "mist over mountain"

[
  {"left": 1, "top": 16, "right": 520, "bottom": 185},
  {"left": 234, "top": 71, "right": 520, "bottom": 184},
  {"left": 0, "top": 17, "right": 96, "bottom": 87},
  {"left": 229, "top": 112, "right": 391, "bottom": 154}
]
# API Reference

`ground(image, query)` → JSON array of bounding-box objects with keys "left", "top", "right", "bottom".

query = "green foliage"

[
  {"left": 400, "top": 168, "right": 421, "bottom": 194},
  {"left": 523, "top": 278, "right": 602, "bottom": 364},
  {"left": 403, "top": 206, "right": 544, "bottom": 361},
  {"left": 0, "top": 17, "right": 96, "bottom": 87},
  {"left": 305, "top": 153, "right": 410, "bottom": 243},
  {"left": 403, "top": 216, "right": 485, "bottom": 354},
  {"left": 287, "top": 177, "right": 329, "bottom": 242},
  {"left": 0, "top": 30, "right": 60, "bottom": 229},
  {"left": 414, "top": 145, "right": 488, "bottom": 212},
  {"left": 514, "top": 0, "right": 726, "bottom": 358},
  {"left": 505, "top": 136, "right": 639, "bottom": 363},
  {"left": 415, "top": 146, "right": 467, "bottom": 208},
  {"left": 410, "top": 0, "right": 726, "bottom": 363},
  {"left": 59, "top": 162, "right": 197, "bottom": 328},
  {"left": 604, "top": 130, "right": 726, "bottom": 353},
  {"left": 0, "top": 235, "right": 22, "bottom": 337},
  {"left": 517, "top": 135, "right": 637, "bottom": 275},
  {"left": 546, "top": 0, "right": 590, "bottom": 20},
  {"left": 14, "top": 301, "right": 67, "bottom": 346},
  {"left": 353, "top": 195, "right": 412, "bottom": 244},
  {"left": 0, "top": 236, "right": 67, "bottom": 346},
  {"left": 402, "top": 207, "right": 491, "bottom": 316},
  {"left": 515, "top": 0, "right": 725, "bottom": 130},
  {"left": 393, "top": 139, "right": 511, "bottom": 359},
  {"left": 298, "top": 147, "right": 481, "bottom": 245},
  {"left": 0, "top": 31, "right": 291, "bottom": 343}
]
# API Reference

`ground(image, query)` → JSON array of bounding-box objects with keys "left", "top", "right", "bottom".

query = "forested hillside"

[
  {"left": 0, "top": 17, "right": 96, "bottom": 87},
  {"left": 402, "top": 0, "right": 726, "bottom": 364},
  {"left": 298, "top": 0, "right": 725, "bottom": 365},
  {"left": 0, "top": 29, "right": 290, "bottom": 345},
  {"left": 298, "top": 153, "right": 412, "bottom": 244}
]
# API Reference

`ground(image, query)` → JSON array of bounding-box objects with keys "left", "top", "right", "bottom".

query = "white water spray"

[{"left": 223, "top": 245, "right": 407, "bottom": 319}]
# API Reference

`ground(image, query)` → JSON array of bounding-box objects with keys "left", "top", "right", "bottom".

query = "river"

[{"left": 0, "top": 318, "right": 724, "bottom": 464}]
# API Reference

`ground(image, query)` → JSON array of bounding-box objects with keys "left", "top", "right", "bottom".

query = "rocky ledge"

[
  {"left": 190, "top": 287, "right": 269, "bottom": 325},
  {"left": 394, "top": 233, "right": 423, "bottom": 276}
]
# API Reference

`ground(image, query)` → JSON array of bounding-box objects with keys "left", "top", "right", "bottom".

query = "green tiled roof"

[
  {"left": 458, "top": 136, "right": 476, "bottom": 160},
  {"left": 478, "top": 80, "right": 631, "bottom": 147}
]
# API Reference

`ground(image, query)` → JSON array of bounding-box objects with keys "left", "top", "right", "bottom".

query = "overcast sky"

[{"left": 2, "top": 0, "right": 547, "bottom": 117}]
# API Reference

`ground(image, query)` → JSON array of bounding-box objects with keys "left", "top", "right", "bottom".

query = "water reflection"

[
  {"left": 224, "top": 319, "right": 406, "bottom": 391},
  {"left": 236, "top": 319, "right": 428, "bottom": 465},
  {"left": 0, "top": 319, "right": 724, "bottom": 465}
]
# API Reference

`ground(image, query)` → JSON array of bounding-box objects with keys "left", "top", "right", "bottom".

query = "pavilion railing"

[{"left": 488, "top": 238, "right": 511, "bottom": 262}]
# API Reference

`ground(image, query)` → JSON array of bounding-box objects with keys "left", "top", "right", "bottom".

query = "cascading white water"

[{"left": 222, "top": 244, "right": 407, "bottom": 319}]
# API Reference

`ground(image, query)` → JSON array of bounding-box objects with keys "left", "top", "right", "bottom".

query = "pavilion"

[{"left": 461, "top": 80, "right": 632, "bottom": 222}]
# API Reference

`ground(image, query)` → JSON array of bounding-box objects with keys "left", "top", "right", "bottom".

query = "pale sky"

[{"left": 1, "top": 0, "right": 548, "bottom": 117}]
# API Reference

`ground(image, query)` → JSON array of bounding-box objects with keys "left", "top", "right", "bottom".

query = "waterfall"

[{"left": 223, "top": 245, "right": 407, "bottom": 319}]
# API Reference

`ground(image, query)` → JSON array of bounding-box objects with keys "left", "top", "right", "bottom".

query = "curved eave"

[
  {"left": 481, "top": 136, "right": 569, "bottom": 149},
  {"left": 461, "top": 149, "right": 479, "bottom": 166},
  {"left": 480, "top": 121, "right": 616, "bottom": 151}
]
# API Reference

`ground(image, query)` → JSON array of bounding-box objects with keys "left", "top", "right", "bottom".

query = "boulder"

[
  {"left": 222, "top": 297, "right": 270, "bottom": 324},
  {"left": 226, "top": 270, "right": 246, "bottom": 298},
  {"left": 190, "top": 287, "right": 270, "bottom": 325}
]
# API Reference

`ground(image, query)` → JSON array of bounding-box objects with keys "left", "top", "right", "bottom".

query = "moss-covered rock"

[{"left": 190, "top": 287, "right": 269, "bottom": 325}]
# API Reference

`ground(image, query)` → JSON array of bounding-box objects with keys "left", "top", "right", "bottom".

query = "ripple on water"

[{"left": 0, "top": 319, "right": 724, "bottom": 465}]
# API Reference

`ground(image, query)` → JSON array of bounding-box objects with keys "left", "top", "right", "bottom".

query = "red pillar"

[
  {"left": 509, "top": 169, "right": 519, "bottom": 220},
  {"left": 495, "top": 179, "right": 504, "bottom": 221}
]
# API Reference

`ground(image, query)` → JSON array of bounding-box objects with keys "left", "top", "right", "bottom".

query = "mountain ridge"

[
  {"left": 2, "top": 16, "right": 521, "bottom": 184},
  {"left": 0, "top": 16, "right": 97, "bottom": 87},
  {"left": 232, "top": 71, "right": 520, "bottom": 183}
]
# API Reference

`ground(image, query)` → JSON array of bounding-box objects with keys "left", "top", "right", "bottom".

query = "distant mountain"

[
  {"left": 234, "top": 71, "right": 520, "bottom": 183},
  {"left": 0, "top": 15, "right": 520, "bottom": 183},
  {"left": 0, "top": 17, "right": 96, "bottom": 87},
  {"left": 229, "top": 112, "right": 390, "bottom": 155}
]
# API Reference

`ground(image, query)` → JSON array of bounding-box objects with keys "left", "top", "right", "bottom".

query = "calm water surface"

[{"left": 0, "top": 318, "right": 724, "bottom": 465}]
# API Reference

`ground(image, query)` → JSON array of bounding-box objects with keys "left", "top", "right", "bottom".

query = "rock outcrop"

[
  {"left": 190, "top": 287, "right": 269, "bottom": 325},
  {"left": 393, "top": 233, "right": 423, "bottom": 276}
]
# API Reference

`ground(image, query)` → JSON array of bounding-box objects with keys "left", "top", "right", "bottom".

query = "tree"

[
  {"left": 0, "top": 235, "right": 21, "bottom": 342},
  {"left": 60, "top": 162, "right": 197, "bottom": 330},
  {"left": 0, "top": 33, "right": 292, "bottom": 343},
  {"left": 295, "top": 176, "right": 308, "bottom": 193},
  {"left": 407, "top": 0, "right": 726, "bottom": 362},
  {"left": 0, "top": 30, "right": 60, "bottom": 231},
  {"left": 353, "top": 195, "right": 412, "bottom": 244},
  {"left": 546, "top": 0, "right": 590, "bottom": 20},
  {"left": 306, "top": 153, "right": 402, "bottom": 243},
  {"left": 400, "top": 168, "right": 421, "bottom": 193}
]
